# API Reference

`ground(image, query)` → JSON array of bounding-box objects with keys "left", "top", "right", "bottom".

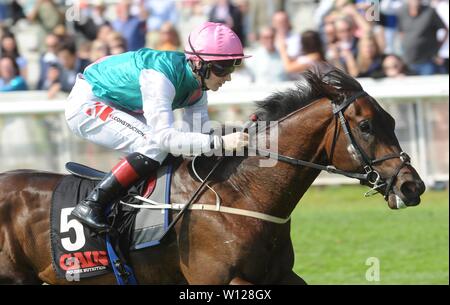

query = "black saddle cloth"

[{"left": 50, "top": 175, "right": 146, "bottom": 280}]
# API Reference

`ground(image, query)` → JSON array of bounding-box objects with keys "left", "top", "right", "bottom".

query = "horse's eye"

[{"left": 359, "top": 120, "right": 372, "bottom": 134}]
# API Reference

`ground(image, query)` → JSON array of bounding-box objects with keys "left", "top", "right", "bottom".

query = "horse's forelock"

[{"left": 321, "top": 68, "right": 363, "bottom": 95}]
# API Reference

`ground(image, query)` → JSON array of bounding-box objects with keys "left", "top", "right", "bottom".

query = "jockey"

[{"left": 65, "top": 22, "right": 250, "bottom": 231}]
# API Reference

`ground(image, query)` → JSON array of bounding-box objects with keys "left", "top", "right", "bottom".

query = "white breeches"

[{"left": 65, "top": 75, "right": 168, "bottom": 164}]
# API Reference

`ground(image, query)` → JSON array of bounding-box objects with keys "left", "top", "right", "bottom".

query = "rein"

[
  {"left": 159, "top": 156, "right": 224, "bottom": 240},
  {"left": 158, "top": 121, "right": 256, "bottom": 239}
]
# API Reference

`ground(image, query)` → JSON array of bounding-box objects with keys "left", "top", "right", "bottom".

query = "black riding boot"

[{"left": 71, "top": 152, "right": 161, "bottom": 231}]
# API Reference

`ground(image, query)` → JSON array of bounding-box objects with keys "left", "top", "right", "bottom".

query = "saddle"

[{"left": 50, "top": 159, "right": 178, "bottom": 282}]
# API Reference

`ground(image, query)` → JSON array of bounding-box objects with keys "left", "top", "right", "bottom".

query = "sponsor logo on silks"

[
  {"left": 84, "top": 102, "right": 145, "bottom": 136},
  {"left": 109, "top": 115, "right": 146, "bottom": 137},
  {"left": 59, "top": 250, "right": 109, "bottom": 274},
  {"left": 85, "top": 102, "right": 114, "bottom": 121}
]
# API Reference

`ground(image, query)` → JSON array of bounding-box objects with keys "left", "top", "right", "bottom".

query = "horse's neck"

[{"left": 229, "top": 98, "right": 332, "bottom": 218}]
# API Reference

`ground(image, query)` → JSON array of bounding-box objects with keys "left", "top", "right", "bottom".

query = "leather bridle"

[{"left": 249, "top": 91, "right": 412, "bottom": 199}]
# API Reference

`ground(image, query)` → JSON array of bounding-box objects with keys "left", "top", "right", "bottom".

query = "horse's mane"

[
  {"left": 254, "top": 61, "right": 363, "bottom": 121},
  {"left": 189, "top": 62, "right": 365, "bottom": 179}
]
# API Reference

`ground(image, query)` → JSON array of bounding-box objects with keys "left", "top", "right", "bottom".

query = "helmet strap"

[
  {"left": 189, "top": 60, "right": 211, "bottom": 91},
  {"left": 187, "top": 34, "right": 214, "bottom": 91}
]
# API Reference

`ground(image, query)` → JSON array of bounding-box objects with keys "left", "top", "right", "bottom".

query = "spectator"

[
  {"left": 326, "top": 41, "right": 358, "bottom": 75},
  {"left": 54, "top": 23, "right": 72, "bottom": 41},
  {"left": 321, "top": 13, "right": 342, "bottom": 68},
  {"left": 322, "top": 2, "right": 371, "bottom": 51},
  {"left": 9, "top": 0, "right": 26, "bottom": 26},
  {"left": 37, "top": 33, "right": 60, "bottom": 90},
  {"left": 0, "top": 31, "right": 27, "bottom": 78},
  {"left": 277, "top": 30, "right": 324, "bottom": 75},
  {"left": 353, "top": 33, "right": 384, "bottom": 78},
  {"left": 342, "top": 2, "right": 382, "bottom": 51},
  {"left": 26, "top": 0, "right": 64, "bottom": 34},
  {"left": 322, "top": 16, "right": 338, "bottom": 46},
  {"left": 380, "top": 0, "right": 403, "bottom": 54},
  {"left": 382, "top": 54, "right": 409, "bottom": 78},
  {"left": 209, "top": 0, "right": 245, "bottom": 45},
  {"left": 144, "top": 0, "right": 178, "bottom": 31},
  {"left": 106, "top": 32, "right": 127, "bottom": 55},
  {"left": 144, "top": 0, "right": 178, "bottom": 48},
  {"left": 235, "top": 0, "right": 250, "bottom": 47},
  {"left": 397, "top": 0, "right": 448, "bottom": 75},
  {"left": 155, "top": 22, "right": 181, "bottom": 51},
  {"left": 42, "top": 62, "right": 61, "bottom": 99},
  {"left": 247, "top": 26, "right": 286, "bottom": 83},
  {"left": 0, "top": 23, "right": 6, "bottom": 38},
  {"left": 272, "top": 10, "right": 300, "bottom": 59},
  {"left": 0, "top": 56, "right": 27, "bottom": 91},
  {"left": 56, "top": 42, "right": 90, "bottom": 93},
  {"left": 96, "top": 23, "right": 114, "bottom": 44},
  {"left": 0, "top": 1, "right": 10, "bottom": 25},
  {"left": 334, "top": 15, "right": 358, "bottom": 56},
  {"left": 50, "top": 24, "right": 76, "bottom": 53},
  {"left": 78, "top": 41, "right": 93, "bottom": 62},
  {"left": 314, "top": 0, "right": 335, "bottom": 30},
  {"left": 433, "top": 0, "right": 449, "bottom": 73},
  {"left": 247, "top": 0, "right": 284, "bottom": 45},
  {"left": 110, "top": 43, "right": 126, "bottom": 55},
  {"left": 112, "top": 0, "right": 147, "bottom": 51},
  {"left": 74, "top": 0, "right": 109, "bottom": 41},
  {"left": 89, "top": 39, "right": 109, "bottom": 62},
  {"left": 177, "top": 0, "right": 208, "bottom": 46}
]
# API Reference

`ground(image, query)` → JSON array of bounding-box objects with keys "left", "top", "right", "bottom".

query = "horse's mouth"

[{"left": 386, "top": 187, "right": 421, "bottom": 209}]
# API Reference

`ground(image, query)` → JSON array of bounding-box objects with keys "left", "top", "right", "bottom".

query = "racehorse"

[{"left": 0, "top": 63, "right": 425, "bottom": 284}]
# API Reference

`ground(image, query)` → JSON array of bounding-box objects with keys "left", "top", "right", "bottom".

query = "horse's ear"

[
  {"left": 320, "top": 82, "right": 343, "bottom": 103},
  {"left": 309, "top": 62, "right": 349, "bottom": 102},
  {"left": 309, "top": 61, "right": 335, "bottom": 78}
]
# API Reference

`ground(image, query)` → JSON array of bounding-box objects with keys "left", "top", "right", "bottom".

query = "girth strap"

[{"left": 121, "top": 198, "right": 291, "bottom": 225}]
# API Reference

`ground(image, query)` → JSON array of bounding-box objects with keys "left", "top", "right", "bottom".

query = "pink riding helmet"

[{"left": 185, "top": 22, "right": 251, "bottom": 62}]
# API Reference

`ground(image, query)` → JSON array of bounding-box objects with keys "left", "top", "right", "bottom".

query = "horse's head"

[{"left": 315, "top": 64, "right": 426, "bottom": 209}]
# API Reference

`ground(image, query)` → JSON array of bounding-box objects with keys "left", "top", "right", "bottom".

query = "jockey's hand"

[{"left": 221, "top": 132, "right": 249, "bottom": 152}]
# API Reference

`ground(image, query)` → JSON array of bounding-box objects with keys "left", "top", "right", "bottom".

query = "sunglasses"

[{"left": 209, "top": 59, "right": 242, "bottom": 77}]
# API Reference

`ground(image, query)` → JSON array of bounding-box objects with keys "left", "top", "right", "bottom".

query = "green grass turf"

[{"left": 290, "top": 185, "right": 449, "bottom": 284}]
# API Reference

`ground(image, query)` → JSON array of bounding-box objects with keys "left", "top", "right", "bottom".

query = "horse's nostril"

[{"left": 400, "top": 181, "right": 419, "bottom": 198}]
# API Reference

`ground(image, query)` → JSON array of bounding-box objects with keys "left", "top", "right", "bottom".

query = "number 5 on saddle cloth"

[{"left": 50, "top": 161, "right": 174, "bottom": 284}]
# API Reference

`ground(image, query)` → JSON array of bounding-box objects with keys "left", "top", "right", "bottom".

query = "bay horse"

[{"left": 0, "top": 64, "right": 425, "bottom": 284}]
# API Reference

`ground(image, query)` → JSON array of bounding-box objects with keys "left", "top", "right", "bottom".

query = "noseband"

[{"left": 250, "top": 91, "right": 411, "bottom": 200}]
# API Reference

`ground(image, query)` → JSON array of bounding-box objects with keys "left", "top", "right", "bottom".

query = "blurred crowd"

[{"left": 0, "top": 0, "right": 448, "bottom": 96}]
